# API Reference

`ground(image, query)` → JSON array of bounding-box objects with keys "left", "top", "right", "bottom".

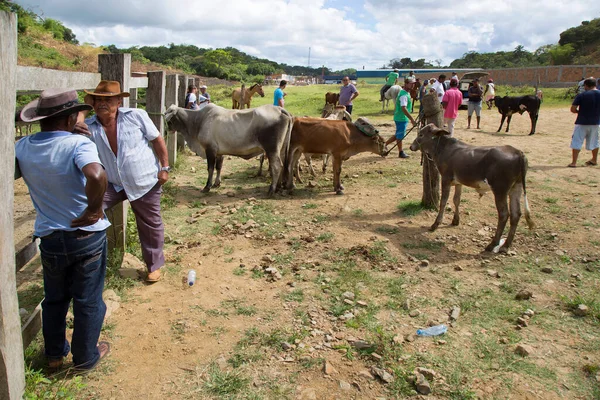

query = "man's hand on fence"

[
  {"left": 71, "top": 207, "right": 104, "bottom": 228},
  {"left": 72, "top": 121, "right": 91, "bottom": 137}
]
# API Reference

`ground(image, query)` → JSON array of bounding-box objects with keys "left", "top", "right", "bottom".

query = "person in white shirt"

[{"left": 432, "top": 74, "right": 446, "bottom": 103}]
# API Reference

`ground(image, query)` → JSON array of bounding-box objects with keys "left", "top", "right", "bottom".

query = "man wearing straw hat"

[
  {"left": 76, "top": 80, "right": 169, "bottom": 283},
  {"left": 15, "top": 88, "right": 111, "bottom": 371}
]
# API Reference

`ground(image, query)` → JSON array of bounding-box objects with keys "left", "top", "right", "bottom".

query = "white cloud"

[{"left": 14, "top": 0, "right": 600, "bottom": 70}]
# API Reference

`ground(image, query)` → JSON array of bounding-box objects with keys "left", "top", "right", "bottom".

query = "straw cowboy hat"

[
  {"left": 84, "top": 80, "right": 130, "bottom": 98},
  {"left": 20, "top": 88, "right": 93, "bottom": 123}
]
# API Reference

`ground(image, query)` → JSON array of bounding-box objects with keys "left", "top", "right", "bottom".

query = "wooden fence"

[{"left": 1, "top": 10, "right": 194, "bottom": 399}]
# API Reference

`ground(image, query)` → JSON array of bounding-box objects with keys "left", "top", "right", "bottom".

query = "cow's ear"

[{"left": 431, "top": 127, "right": 450, "bottom": 136}]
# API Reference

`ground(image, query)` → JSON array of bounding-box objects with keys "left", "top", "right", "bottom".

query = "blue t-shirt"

[
  {"left": 273, "top": 88, "right": 284, "bottom": 106},
  {"left": 15, "top": 131, "right": 111, "bottom": 237},
  {"left": 573, "top": 90, "right": 600, "bottom": 125}
]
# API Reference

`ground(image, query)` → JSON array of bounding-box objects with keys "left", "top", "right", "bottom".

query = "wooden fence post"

[
  {"left": 420, "top": 93, "right": 442, "bottom": 209},
  {"left": 146, "top": 71, "right": 165, "bottom": 135},
  {"left": 98, "top": 53, "right": 132, "bottom": 260},
  {"left": 0, "top": 10, "right": 26, "bottom": 400},
  {"left": 98, "top": 54, "right": 131, "bottom": 108},
  {"left": 165, "top": 74, "right": 179, "bottom": 166},
  {"left": 176, "top": 75, "right": 189, "bottom": 150},
  {"left": 178, "top": 75, "right": 187, "bottom": 107},
  {"left": 130, "top": 87, "right": 138, "bottom": 108}
]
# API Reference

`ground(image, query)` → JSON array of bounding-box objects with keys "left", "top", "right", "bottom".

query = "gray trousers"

[{"left": 104, "top": 183, "right": 165, "bottom": 272}]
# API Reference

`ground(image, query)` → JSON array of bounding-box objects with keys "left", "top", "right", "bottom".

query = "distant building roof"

[
  {"left": 357, "top": 68, "right": 481, "bottom": 78},
  {"left": 323, "top": 75, "right": 357, "bottom": 80}
]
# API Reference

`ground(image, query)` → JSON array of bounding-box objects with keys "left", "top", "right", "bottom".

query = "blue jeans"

[{"left": 40, "top": 229, "right": 107, "bottom": 369}]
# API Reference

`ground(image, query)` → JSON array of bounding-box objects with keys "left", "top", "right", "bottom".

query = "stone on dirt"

[
  {"left": 323, "top": 360, "right": 338, "bottom": 375},
  {"left": 371, "top": 366, "right": 395, "bottom": 384},
  {"left": 414, "top": 373, "right": 431, "bottom": 395},
  {"left": 573, "top": 304, "right": 589, "bottom": 316},
  {"left": 541, "top": 267, "right": 553, "bottom": 274},
  {"left": 339, "top": 380, "right": 352, "bottom": 390},
  {"left": 415, "top": 367, "right": 436, "bottom": 380},
  {"left": 409, "top": 310, "right": 421, "bottom": 318},
  {"left": 450, "top": 306, "right": 461, "bottom": 321},
  {"left": 515, "top": 344, "right": 533, "bottom": 356},
  {"left": 350, "top": 340, "right": 373, "bottom": 350},
  {"left": 342, "top": 291, "right": 355, "bottom": 300},
  {"left": 523, "top": 309, "right": 535, "bottom": 317},
  {"left": 420, "top": 259, "right": 430, "bottom": 267},
  {"left": 120, "top": 253, "right": 145, "bottom": 277},
  {"left": 357, "top": 369, "right": 375, "bottom": 380},
  {"left": 515, "top": 290, "right": 533, "bottom": 300},
  {"left": 262, "top": 254, "right": 275, "bottom": 263},
  {"left": 487, "top": 270, "right": 499, "bottom": 278},
  {"left": 281, "top": 342, "right": 293, "bottom": 351}
]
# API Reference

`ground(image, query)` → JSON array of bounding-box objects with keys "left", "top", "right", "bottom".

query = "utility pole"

[{"left": 308, "top": 47, "right": 311, "bottom": 68}]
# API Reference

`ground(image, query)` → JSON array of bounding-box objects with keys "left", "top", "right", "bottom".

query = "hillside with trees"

[
  {"left": 1, "top": 0, "right": 344, "bottom": 83},
  {"left": 449, "top": 18, "right": 600, "bottom": 69}
]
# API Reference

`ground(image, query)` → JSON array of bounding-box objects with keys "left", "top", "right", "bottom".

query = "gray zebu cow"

[
  {"left": 409, "top": 124, "right": 534, "bottom": 252},
  {"left": 165, "top": 104, "right": 293, "bottom": 195}
]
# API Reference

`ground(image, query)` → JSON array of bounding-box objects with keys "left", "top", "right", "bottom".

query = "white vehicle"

[{"left": 459, "top": 71, "right": 489, "bottom": 108}]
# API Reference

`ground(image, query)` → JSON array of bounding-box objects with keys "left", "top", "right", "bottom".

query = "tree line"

[{"left": 384, "top": 18, "right": 599, "bottom": 70}]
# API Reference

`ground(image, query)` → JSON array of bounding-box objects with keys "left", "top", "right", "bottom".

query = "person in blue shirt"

[
  {"left": 568, "top": 78, "right": 600, "bottom": 167},
  {"left": 274, "top": 80, "right": 287, "bottom": 107},
  {"left": 15, "top": 89, "right": 111, "bottom": 371}
]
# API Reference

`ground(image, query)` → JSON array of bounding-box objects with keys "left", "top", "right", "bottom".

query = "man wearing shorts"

[
  {"left": 568, "top": 78, "right": 600, "bottom": 167},
  {"left": 386, "top": 80, "right": 417, "bottom": 158},
  {"left": 467, "top": 78, "right": 483, "bottom": 129}
]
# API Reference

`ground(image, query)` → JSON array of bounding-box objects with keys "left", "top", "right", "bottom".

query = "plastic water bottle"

[
  {"left": 416, "top": 324, "right": 448, "bottom": 337},
  {"left": 187, "top": 270, "right": 196, "bottom": 286}
]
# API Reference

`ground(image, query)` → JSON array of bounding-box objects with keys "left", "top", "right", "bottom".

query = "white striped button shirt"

[{"left": 86, "top": 108, "right": 160, "bottom": 201}]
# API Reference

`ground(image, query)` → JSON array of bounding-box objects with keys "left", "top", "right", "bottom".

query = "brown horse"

[
  {"left": 405, "top": 80, "right": 421, "bottom": 105},
  {"left": 231, "top": 83, "right": 265, "bottom": 109}
]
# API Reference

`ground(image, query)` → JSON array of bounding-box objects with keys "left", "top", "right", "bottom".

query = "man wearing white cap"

[{"left": 199, "top": 85, "right": 211, "bottom": 103}]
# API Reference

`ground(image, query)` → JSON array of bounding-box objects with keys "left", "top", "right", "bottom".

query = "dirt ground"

[{"left": 16, "top": 105, "right": 600, "bottom": 399}]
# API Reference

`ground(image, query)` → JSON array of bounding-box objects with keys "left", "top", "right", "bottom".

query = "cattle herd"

[{"left": 163, "top": 88, "right": 541, "bottom": 253}]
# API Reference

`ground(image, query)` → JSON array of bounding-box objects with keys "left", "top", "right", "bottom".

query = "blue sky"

[{"left": 13, "top": 0, "right": 600, "bottom": 70}]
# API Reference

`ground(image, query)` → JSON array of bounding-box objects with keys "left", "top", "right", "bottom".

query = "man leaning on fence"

[
  {"left": 75, "top": 80, "right": 170, "bottom": 283},
  {"left": 15, "top": 89, "right": 111, "bottom": 372}
]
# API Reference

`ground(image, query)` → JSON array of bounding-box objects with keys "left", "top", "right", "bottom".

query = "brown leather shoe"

[
  {"left": 146, "top": 269, "right": 161, "bottom": 282},
  {"left": 48, "top": 357, "right": 64, "bottom": 370}
]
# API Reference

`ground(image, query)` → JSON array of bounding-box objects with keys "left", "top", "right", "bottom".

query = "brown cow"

[
  {"left": 285, "top": 118, "right": 388, "bottom": 195},
  {"left": 321, "top": 92, "right": 340, "bottom": 117},
  {"left": 409, "top": 124, "right": 534, "bottom": 252}
]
